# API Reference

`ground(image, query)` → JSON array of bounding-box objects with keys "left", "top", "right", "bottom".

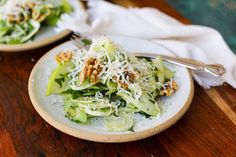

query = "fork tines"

[{"left": 70, "top": 33, "right": 83, "bottom": 48}]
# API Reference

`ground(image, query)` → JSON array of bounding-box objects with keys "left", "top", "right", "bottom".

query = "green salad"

[
  {"left": 46, "top": 37, "right": 178, "bottom": 132},
  {"left": 0, "top": 0, "right": 72, "bottom": 44}
]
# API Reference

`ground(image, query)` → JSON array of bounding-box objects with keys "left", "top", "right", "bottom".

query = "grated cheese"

[{"left": 68, "top": 37, "right": 158, "bottom": 100}]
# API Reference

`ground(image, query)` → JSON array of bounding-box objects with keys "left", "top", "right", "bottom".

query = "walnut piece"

[
  {"left": 7, "top": 14, "right": 20, "bottom": 24},
  {"left": 112, "top": 76, "right": 128, "bottom": 89},
  {"left": 118, "top": 80, "right": 128, "bottom": 89},
  {"left": 79, "top": 57, "right": 103, "bottom": 84},
  {"left": 112, "top": 69, "right": 139, "bottom": 89},
  {"left": 159, "top": 81, "right": 178, "bottom": 96},
  {"left": 55, "top": 50, "right": 72, "bottom": 63},
  {"left": 123, "top": 69, "right": 139, "bottom": 83}
]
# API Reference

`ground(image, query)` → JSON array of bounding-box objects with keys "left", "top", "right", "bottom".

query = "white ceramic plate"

[{"left": 28, "top": 35, "right": 194, "bottom": 143}]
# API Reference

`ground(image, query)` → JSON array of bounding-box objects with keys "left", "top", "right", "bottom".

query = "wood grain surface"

[{"left": 0, "top": 0, "right": 236, "bottom": 156}]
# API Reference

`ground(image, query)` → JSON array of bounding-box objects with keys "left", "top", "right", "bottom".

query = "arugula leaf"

[
  {"left": 63, "top": 88, "right": 107, "bottom": 99},
  {"left": 62, "top": 89, "right": 82, "bottom": 99},
  {"left": 138, "top": 111, "right": 151, "bottom": 118},
  {"left": 128, "top": 125, "right": 135, "bottom": 132},
  {"left": 55, "top": 77, "right": 65, "bottom": 88},
  {"left": 81, "top": 38, "right": 92, "bottom": 46}
]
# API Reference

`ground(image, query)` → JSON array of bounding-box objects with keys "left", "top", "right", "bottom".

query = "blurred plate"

[
  {"left": 0, "top": 29, "right": 71, "bottom": 52},
  {"left": 28, "top": 35, "right": 194, "bottom": 143},
  {"left": 0, "top": 0, "right": 85, "bottom": 52}
]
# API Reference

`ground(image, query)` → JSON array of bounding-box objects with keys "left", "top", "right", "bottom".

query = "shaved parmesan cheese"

[{"left": 68, "top": 37, "right": 160, "bottom": 100}]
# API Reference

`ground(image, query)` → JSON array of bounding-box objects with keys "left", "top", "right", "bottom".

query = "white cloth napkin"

[
  {"left": 55, "top": 0, "right": 90, "bottom": 34},
  {"left": 56, "top": 0, "right": 236, "bottom": 88}
]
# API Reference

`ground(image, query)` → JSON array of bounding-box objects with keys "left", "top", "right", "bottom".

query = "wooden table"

[{"left": 0, "top": 0, "right": 236, "bottom": 156}]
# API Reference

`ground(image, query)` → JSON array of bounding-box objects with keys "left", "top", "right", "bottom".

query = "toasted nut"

[
  {"left": 111, "top": 69, "right": 138, "bottom": 89},
  {"left": 159, "top": 80, "right": 178, "bottom": 96},
  {"left": 172, "top": 81, "right": 178, "bottom": 90},
  {"left": 79, "top": 57, "right": 103, "bottom": 84},
  {"left": 159, "top": 88, "right": 173, "bottom": 96},
  {"left": 87, "top": 65, "right": 94, "bottom": 76},
  {"left": 124, "top": 70, "right": 139, "bottom": 83},
  {"left": 7, "top": 14, "right": 19, "bottom": 23},
  {"left": 118, "top": 80, "right": 128, "bottom": 89},
  {"left": 55, "top": 50, "right": 72, "bottom": 63},
  {"left": 79, "top": 71, "right": 86, "bottom": 84},
  {"left": 92, "top": 70, "right": 98, "bottom": 75}
]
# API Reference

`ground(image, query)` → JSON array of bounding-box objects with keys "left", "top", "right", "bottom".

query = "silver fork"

[
  {"left": 70, "top": 33, "right": 226, "bottom": 77},
  {"left": 70, "top": 33, "right": 85, "bottom": 49}
]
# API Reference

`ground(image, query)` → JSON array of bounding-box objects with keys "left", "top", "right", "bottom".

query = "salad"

[
  {"left": 0, "top": 0, "right": 72, "bottom": 44},
  {"left": 46, "top": 37, "right": 178, "bottom": 132}
]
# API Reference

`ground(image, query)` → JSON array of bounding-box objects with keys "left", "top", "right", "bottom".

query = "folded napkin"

[
  {"left": 56, "top": 0, "right": 236, "bottom": 88},
  {"left": 55, "top": 0, "right": 90, "bottom": 34}
]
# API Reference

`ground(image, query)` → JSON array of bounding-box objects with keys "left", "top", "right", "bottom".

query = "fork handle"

[{"left": 131, "top": 52, "right": 226, "bottom": 77}]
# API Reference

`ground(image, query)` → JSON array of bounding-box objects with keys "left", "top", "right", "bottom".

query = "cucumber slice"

[
  {"left": 85, "top": 107, "right": 113, "bottom": 117},
  {"left": 46, "top": 61, "right": 74, "bottom": 96},
  {"left": 64, "top": 97, "right": 87, "bottom": 123},
  {"left": 117, "top": 91, "right": 159, "bottom": 116},
  {"left": 73, "top": 108, "right": 87, "bottom": 123},
  {"left": 104, "top": 112, "right": 134, "bottom": 132}
]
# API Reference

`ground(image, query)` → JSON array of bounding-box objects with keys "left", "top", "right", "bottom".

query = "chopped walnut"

[
  {"left": 7, "top": 14, "right": 22, "bottom": 24},
  {"left": 55, "top": 50, "right": 72, "bottom": 63},
  {"left": 123, "top": 69, "right": 139, "bottom": 83},
  {"left": 171, "top": 81, "right": 178, "bottom": 90},
  {"left": 112, "top": 69, "right": 139, "bottom": 89},
  {"left": 79, "top": 57, "right": 103, "bottom": 84},
  {"left": 159, "top": 80, "right": 178, "bottom": 96},
  {"left": 112, "top": 76, "right": 128, "bottom": 89},
  {"left": 118, "top": 80, "right": 128, "bottom": 89}
]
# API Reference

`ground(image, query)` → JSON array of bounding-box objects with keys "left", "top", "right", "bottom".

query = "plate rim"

[
  {"left": 0, "top": 30, "right": 72, "bottom": 52},
  {"left": 28, "top": 40, "right": 194, "bottom": 143}
]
